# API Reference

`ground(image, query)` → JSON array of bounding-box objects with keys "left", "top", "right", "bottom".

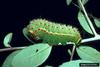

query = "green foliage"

[
  {"left": 68, "top": 49, "right": 71, "bottom": 56},
  {"left": 12, "top": 43, "right": 52, "bottom": 67},
  {"left": 66, "top": 0, "right": 73, "bottom": 5},
  {"left": 59, "top": 60, "right": 94, "bottom": 67},
  {"left": 78, "top": 11, "right": 93, "bottom": 34},
  {"left": 2, "top": 50, "right": 21, "bottom": 67},
  {"left": 78, "top": 0, "right": 89, "bottom": 10},
  {"left": 76, "top": 46, "right": 100, "bottom": 63},
  {"left": 66, "top": 0, "right": 89, "bottom": 6},
  {"left": 1, "top": 0, "right": 100, "bottom": 67},
  {"left": 94, "top": 18, "right": 100, "bottom": 28},
  {"left": 23, "top": 28, "right": 35, "bottom": 43},
  {"left": 3, "top": 33, "right": 13, "bottom": 47},
  {"left": 81, "top": 0, "right": 89, "bottom": 5}
]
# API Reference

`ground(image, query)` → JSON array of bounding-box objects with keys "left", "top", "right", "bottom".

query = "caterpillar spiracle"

[{"left": 25, "top": 19, "right": 82, "bottom": 46}]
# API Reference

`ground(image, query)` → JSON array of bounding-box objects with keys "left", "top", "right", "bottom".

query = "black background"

[{"left": 0, "top": 0, "right": 100, "bottom": 67}]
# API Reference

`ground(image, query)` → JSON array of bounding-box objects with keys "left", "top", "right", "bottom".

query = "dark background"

[{"left": 0, "top": 0, "right": 100, "bottom": 66}]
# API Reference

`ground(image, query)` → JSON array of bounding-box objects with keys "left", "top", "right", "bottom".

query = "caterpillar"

[{"left": 25, "top": 19, "right": 82, "bottom": 46}]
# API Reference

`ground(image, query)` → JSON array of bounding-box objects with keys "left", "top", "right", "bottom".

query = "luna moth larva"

[{"left": 24, "top": 19, "right": 82, "bottom": 46}]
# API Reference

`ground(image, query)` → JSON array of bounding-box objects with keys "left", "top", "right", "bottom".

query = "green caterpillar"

[{"left": 24, "top": 19, "right": 82, "bottom": 46}]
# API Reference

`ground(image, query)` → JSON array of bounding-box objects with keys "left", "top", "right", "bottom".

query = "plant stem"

[
  {"left": 78, "top": 0, "right": 98, "bottom": 36},
  {"left": 78, "top": 0, "right": 100, "bottom": 43},
  {"left": 0, "top": 46, "right": 27, "bottom": 52},
  {"left": 81, "top": 34, "right": 100, "bottom": 43},
  {"left": 69, "top": 0, "right": 100, "bottom": 61},
  {"left": 70, "top": 45, "right": 76, "bottom": 61}
]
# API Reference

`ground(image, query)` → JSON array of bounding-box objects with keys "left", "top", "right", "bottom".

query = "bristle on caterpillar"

[{"left": 26, "top": 19, "right": 82, "bottom": 45}]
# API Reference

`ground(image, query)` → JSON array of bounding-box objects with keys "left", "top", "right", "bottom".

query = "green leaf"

[
  {"left": 94, "top": 18, "right": 100, "bottom": 28},
  {"left": 66, "top": 0, "right": 72, "bottom": 5},
  {"left": 76, "top": 46, "right": 100, "bottom": 63},
  {"left": 3, "top": 33, "right": 13, "bottom": 47},
  {"left": 78, "top": 11, "right": 93, "bottom": 34},
  {"left": 2, "top": 50, "right": 21, "bottom": 67},
  {"left": 68, "top": 49, "right": 71, "bottom": 56},
  {"left": 12, "top": 43, "right": 52, "bottom": 67},
  {"left": 81, "top": 0, "right": 89, "bottom": 5},
  {"left": 23, "top": 28, "right": 35, "bottom": 43},
  {"left": 59, "top": 60, "right": 94, "bottom": 67},
  {"left": 78, "top": 0, "right": 89, "bottom": 10}
]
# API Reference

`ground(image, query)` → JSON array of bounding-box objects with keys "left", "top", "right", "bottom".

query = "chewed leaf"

[
  {"left": 66, "top": 0, "right": 72, "bottom": 5},
  {"left": 94, "top": 18, "right": 100, "bottom": 28},
  {"left": 59, "top": 60, "right": 93, "bottom": 67},
  {"left": 76, "top": 46, "right": 100, "bottom": 63},
  {"left": 2, "top": 50, "right": 21, "bottom": 67},
  {"left": 3, "top": 33, "right": 13, "bottom": 47},
  {"left": 78, "top": 11, "right": 93, "bottom": 34},
  {"left": 23, "top": 28, "right": 35, "bottom": 43},
  {"left": 12, "top": 43, "right": 52, "bottom": 67}
]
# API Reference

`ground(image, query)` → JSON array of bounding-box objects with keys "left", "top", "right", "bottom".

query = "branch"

[
  {"left": 81, "top": 34, "right": 100, "bottom": 43},
  {"left": 70, "top": 44, "right": 76, "bottom": 61},
  {"left": 0, "top": 46, "right": 27, "bottom": 52},
  {"left": 78, "top": 0, "right": 98, "bottom": 36},
  {"left": 78, "top": 0, "right": 100, "bottom": 43}
]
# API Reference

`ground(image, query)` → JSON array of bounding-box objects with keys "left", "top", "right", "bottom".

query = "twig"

[
  {"left": 0, "top": 46, "right": 27, "bottom": 52},
  {"left": 81, "top": 34, "right": 100, "bottom": 43},
  {"left": 78, "top": 0, "right": 98, "bottom": 36},
  {"left": 70, "top": 0, "right": 100, "bottom": 61},
  {"left": 70, "top": 45, "right": 76, "bottom": 61},
  {"left": 78, "top": 0, "right": 100, "bottom": 43}
]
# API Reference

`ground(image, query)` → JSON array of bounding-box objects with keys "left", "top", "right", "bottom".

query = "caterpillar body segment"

[{"left": 26, "top": 19, "right": 82, "bottom": 45}]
